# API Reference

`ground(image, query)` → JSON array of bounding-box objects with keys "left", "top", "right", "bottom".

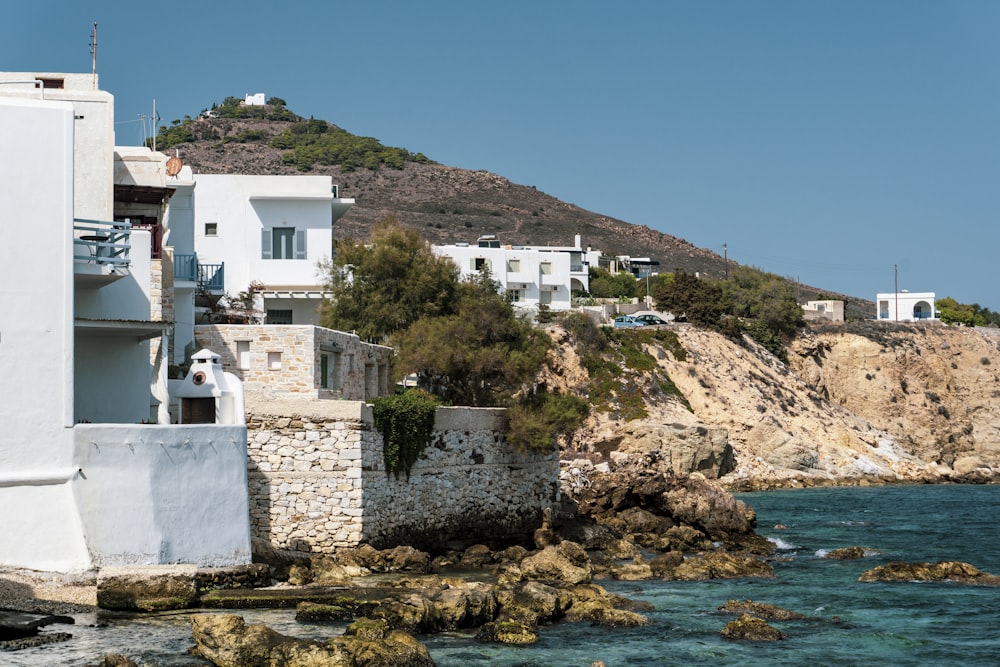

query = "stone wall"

[
  {"left": 246, "top": 399, "right": 559, "bottom": 557},
  {"left": 195, "top": 325, "right": 392, "bottom": 401}
]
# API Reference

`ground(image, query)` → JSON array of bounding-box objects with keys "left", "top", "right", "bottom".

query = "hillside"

[
  {"left": 156, "top": 100, "right": 872, "bottom": 317},
  {"left": 544, "top": 319, "right": 1000, "bottom": 489}
]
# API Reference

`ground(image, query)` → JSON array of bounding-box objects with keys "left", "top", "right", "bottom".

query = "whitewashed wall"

[
  {"left": 0, "top": 96, "right": 90, "bottom": 570},
  {"left": 73, "top": 424, "right": 251, "bottom": 567}
]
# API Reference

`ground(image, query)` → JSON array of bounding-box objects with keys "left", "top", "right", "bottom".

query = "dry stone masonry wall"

[{"left": 246, "top": 399, "right": 559, "bottom": 557}]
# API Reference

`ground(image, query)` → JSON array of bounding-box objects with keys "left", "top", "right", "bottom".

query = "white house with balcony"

[
  {"left": 192, "top": 174, "right": 354, "bottom": 325},
  {"left": 433, "top": 234, "right": 598, "bottom": 311},
  {"left": 0, "top": 73, "right": 250, "bottom": 572},
  {"left": 876, "top": 291, "right": 938, "bottom": 322}
]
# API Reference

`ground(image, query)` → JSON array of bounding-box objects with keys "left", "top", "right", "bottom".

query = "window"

[
  {"left": 540, "top": 262, "right": 552, "bottom": 275},
  {"left": 540, "top": 290, "right": 553, "bottom": 305},
  {"left": 205, "top": 222, "right": 218, "bottom": 237},
  {"left": 473, "top": 257, "right": 489, "bottom": 272},
  {"left": 237, "top": 340, "right": 250, "bottom": 370},
  {"left": 509, "top": 289, "right": 522, "bottom": 302},
  {"left": 320, "top": 354, "right": 330, "bottom": 389},
  {"left": 267, "top": 351, "right": 282, "bottom": 370},
  {"left": 267, "top": 309, "right": 293, "bottom": 324},
  {"left": 507, "top": 258, "right": 521, "bottom": 272},
  {"left": 879, "top": 301, "right": 890, "bottom": 319},
  {"left": 261, "top": 227, "right": 306, "bottom": 259}
]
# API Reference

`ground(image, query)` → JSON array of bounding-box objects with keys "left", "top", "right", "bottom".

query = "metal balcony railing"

[
  {"left": 174, "top": 253, "right": 224, "bottom": 292},
  {"left": 198, "top": 263, "right": 225, "bottom": 292},
  {"left": 73, "top": 218, "right": 131, "bottom": 266},
  {"left": 174, "top": 253, "right": 199, "bottom": 282}
]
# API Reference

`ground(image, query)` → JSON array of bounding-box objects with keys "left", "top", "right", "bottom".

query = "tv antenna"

[{"left": 89, "top": 23, "right": 98, "bottom": 90}]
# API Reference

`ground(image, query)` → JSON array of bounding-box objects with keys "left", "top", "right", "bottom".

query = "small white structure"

[
  {"left": 176, "top": 349, "right": 246, "bottom": 425},
  {"left": 244, "top": 93, "right": 266, "bottom": 106},
  {"left": 193, "top": 174, "right": 354, "bottom": 325},
  {"left": 803, "top": 300, "right": 845, "bottom": 322},
  {"left": 0, "top": 72, "right": 251, "bottom": 571},
  {"left": 876, "top": 291, "right": 937, "bottom": 322},
  {"left": 433, "top": 234, "right": 598, "bottom": 311}
]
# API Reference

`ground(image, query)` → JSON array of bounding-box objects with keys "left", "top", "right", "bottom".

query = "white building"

[
  {"left": 193, "top": 174, "right": 354, "bottom": 325},
  {"left": 802, "top": 300, "right": 845, "bottom": 322},
  {"left": 0, "top": 73, "right": 251, "bottom": 572},
  {"left": 876, "top": 291, "right": 938, "bottom": 322},
  {"left": 433, "top": 234, "right": 597, "bottom": 311}
]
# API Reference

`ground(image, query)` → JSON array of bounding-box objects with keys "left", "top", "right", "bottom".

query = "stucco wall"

[
  {"left": 246, "top": 401, "right": 559, "bottom": 556},
  {"left": 73, "top": 424, "right": 251, "bottom": 567}
]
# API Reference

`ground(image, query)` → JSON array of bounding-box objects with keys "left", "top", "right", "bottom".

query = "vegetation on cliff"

[{"left": 651, "top": 267, "right": 804, "bottom": 361}]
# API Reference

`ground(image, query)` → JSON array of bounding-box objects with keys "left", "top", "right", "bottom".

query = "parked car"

[
  {"left": 634, "top": 314, "right": 668, "bottom": 326},
  {"left": 613, "top": 315, "right": 647, "bottom": 328}
]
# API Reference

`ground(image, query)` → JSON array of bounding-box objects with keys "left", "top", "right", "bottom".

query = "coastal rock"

[
  {"left": 433, "top": 582, "right": 498, "bottom": 630},
  {"left": 825, "top": 546, "right": 869, "bottom": 560},
  {"left": 475, "top": 617, "right": 538, "bottom": 644},
  {"left": 189, "top": 613, "right": 434, "bottom": 667},
  {"left": 562, "top": 583, "right": 652, "bottom": 627},
  {"left": 670, "top": 551, "right": 774, "bottom": 581},
  {"left": 96, "top": 565, "right": 198, "bottom": 612},
  {"left": 717, "top": 599, "right": 805, "bottom": 621},
  {"left": 613, "top": 422, "right": 735, "bottom": 479},
  {"left": 720, "top": 613, "right": 787, "bottom": 641},
  {"left": 519, "top": 543, "right": 592, "bottom": 585},
  {"left": 858, "top": 561, "right": 1000, "bottom": 586},
  {"left": 493, "top": 580, "right": 567, "bottom": 626}
]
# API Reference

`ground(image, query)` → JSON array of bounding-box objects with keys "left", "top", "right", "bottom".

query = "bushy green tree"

[
  {"left": 319, "top": 216, "right": 460, "bottom": 341},
  {"left": 587, "top": 267, "right": 639, "bottom": 298},
  {"left": 936, "top": 297, "right": 1000, "bottom": 326},
  {"left": 393, "top": 271, "right": 551, "bottom": 407},
  {"left": 651, "top": 270, "right": 727, "bottom": 326}
]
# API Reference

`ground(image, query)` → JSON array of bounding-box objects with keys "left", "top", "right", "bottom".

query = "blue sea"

[{"left": 7, "top": 484, "right": 1000, "bottom": 666}]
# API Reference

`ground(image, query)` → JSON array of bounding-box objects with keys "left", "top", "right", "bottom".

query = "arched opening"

[{"left": 913, "top": 301, "right": 933, "bottom": 319}]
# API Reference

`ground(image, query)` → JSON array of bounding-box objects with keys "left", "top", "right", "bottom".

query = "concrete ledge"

[{"left": 246, "top": 396, "right": 373, "bottom": 423}]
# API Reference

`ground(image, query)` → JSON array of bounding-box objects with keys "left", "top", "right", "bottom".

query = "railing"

[
  {"left": 174, "top": 254, "right": 224, "bottom": 292},
  {"left": 174, "top": 253, "right": 199, "bottom": 282},
  {"left": 199, "top": 263, "right": 225, "bottom": 292},
  {"left": 74, "top": 218, "right": 131, "bottom": 266}
]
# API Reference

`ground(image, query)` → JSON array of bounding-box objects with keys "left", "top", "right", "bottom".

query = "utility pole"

[
  {"left": 90, "top": 23, "right": 98, "bottom": 90},
  {"left": 894, "top": 263, "right": 898, "bottom": 322},
  {"left": 723, "top": 243, "right": 729, "bottom": 279}
]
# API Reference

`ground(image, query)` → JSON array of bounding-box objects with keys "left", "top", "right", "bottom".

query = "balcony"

[
  {"left": 74, "top": 218, "right": 130, "bottom": 288},
  {"left": 174, "top": 253, "right": 225, "bottom": 294}
]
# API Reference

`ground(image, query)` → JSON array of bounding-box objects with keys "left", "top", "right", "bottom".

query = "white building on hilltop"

[
  {"left": 0, "top": 72, "right": 251, "bottom": 572},
  {"left": 192, "top": 174, "right": 355, "bottom": 325},
  {"left": 433, "top": 234, "right": 599, "bottom": 311},
  {"left": 876, "top": 291, "right": 938, "bottom": 322}
]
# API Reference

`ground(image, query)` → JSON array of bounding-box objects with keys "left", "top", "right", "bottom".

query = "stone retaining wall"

[{"left": 246, "top": 399, "right": 559, "bottom": 557}]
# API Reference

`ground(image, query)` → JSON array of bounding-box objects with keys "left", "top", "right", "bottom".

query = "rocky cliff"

[{"left": 550, "top": 320, "right": 1000, "bottom": 489}]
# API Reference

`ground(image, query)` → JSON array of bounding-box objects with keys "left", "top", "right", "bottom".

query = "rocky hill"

[
  {"left": 545, "top": 320, "right": 1000, "bottom": 489},
  {"left": 158, "top": 106, "right": 872, "bottom": 316}
]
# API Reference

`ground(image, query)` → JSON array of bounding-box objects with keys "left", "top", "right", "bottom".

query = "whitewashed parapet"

[{"left": 245, "top": 401, "right": 559, "bottom": 556}]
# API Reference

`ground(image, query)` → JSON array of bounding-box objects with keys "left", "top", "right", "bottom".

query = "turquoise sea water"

[
  {"left": 424, "top": 484, "right": 1000, "bottom": 667},
  {"left": 6, "top": 484, "right": 1000, "bottom": 666}
]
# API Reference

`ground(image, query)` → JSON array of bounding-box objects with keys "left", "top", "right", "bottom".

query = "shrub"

[{"left": 371, "top": 390, "right": 441, "bottom": 479}]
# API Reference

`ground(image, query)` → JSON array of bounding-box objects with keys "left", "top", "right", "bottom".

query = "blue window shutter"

[
  {"left": 295, "top": 229, "right": 307, "bottom": 259},
  {"left": 261, "top": 229, "right": 272, "bottom": 259}
]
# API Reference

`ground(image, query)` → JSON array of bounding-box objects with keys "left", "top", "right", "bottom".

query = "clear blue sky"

[{"left": 6, "top": 1, "right": 1000, "bottom": 307}]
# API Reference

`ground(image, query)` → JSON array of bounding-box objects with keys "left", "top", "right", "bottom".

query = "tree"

[
  {"left": 392, "top": 271, "right": 551, "bottom": 407},
  {"left": 651, "top": 270, "right": 727, "bottom": 326},
  {"left": 936, "top": 297, "right": 1000, "bottom": 326},
  {"left": 587, "top": 267, "right": 639, "bottom": 298},
  {"left": 319, "top": 216, "right": 460, "bottom": 341}
]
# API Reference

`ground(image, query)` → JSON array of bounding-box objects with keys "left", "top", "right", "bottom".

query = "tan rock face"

[{"left": 549, "top": 320, "right": 1000, "bottom": 488}]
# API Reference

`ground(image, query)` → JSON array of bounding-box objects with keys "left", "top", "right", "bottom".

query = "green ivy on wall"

[{"left": 372, "top": 390, "right": 440, "bottom": 478}]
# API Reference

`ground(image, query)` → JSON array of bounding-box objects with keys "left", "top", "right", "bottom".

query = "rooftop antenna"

[{"left": 90, "top": 22, "right": 98, "bottom": 90}]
